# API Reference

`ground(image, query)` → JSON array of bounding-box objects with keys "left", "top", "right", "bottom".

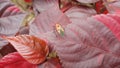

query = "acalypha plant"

[{"left": 0, "top": 0, "right": 120, "bottom": 68}]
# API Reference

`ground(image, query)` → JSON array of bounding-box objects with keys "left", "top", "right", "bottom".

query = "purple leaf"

[
  {"left": 30, "top": 5, "right": 71, "bottom": 38},
  {"left": 65, "top": 6, "right": 96, "bottom": 22},
  {"left": 37, "top": 14, "right": 120, "bottom": 68},
  {"left": 0, "top": 0, "right": 25, "bottom": 48},
  {"left": 0, "top": 14, "right": 26, "bottom": 48},
  {"left": 33, "top": 0, "right": 59, "bottom": 13}
]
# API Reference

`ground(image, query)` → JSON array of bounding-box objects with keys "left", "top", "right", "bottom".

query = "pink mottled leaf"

[{"left": 94, "top": 13, "right": 120, "bottom": 41}]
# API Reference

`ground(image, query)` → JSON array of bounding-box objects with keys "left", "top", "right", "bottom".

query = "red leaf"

[
  {"left": 95, "top": 0, "right": 108, "bottom": 14},
  {"left": 0, "top": 52, "right": 37, "bottom": 68},
  {"left": 5, "top": 35, "right": 49, "bottom": 64}
]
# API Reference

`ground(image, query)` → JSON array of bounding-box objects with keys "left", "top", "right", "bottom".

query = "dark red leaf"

[
  {"left": 95, "top": 0, "right": 108, "bottom": 14},
  {"left": 0, "top": 43, "right": 16, "bottom": 56}
]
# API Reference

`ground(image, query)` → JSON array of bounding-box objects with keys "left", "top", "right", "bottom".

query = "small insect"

[{"left": 55, "top": 23, "right": 65, "bottom": 37}]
